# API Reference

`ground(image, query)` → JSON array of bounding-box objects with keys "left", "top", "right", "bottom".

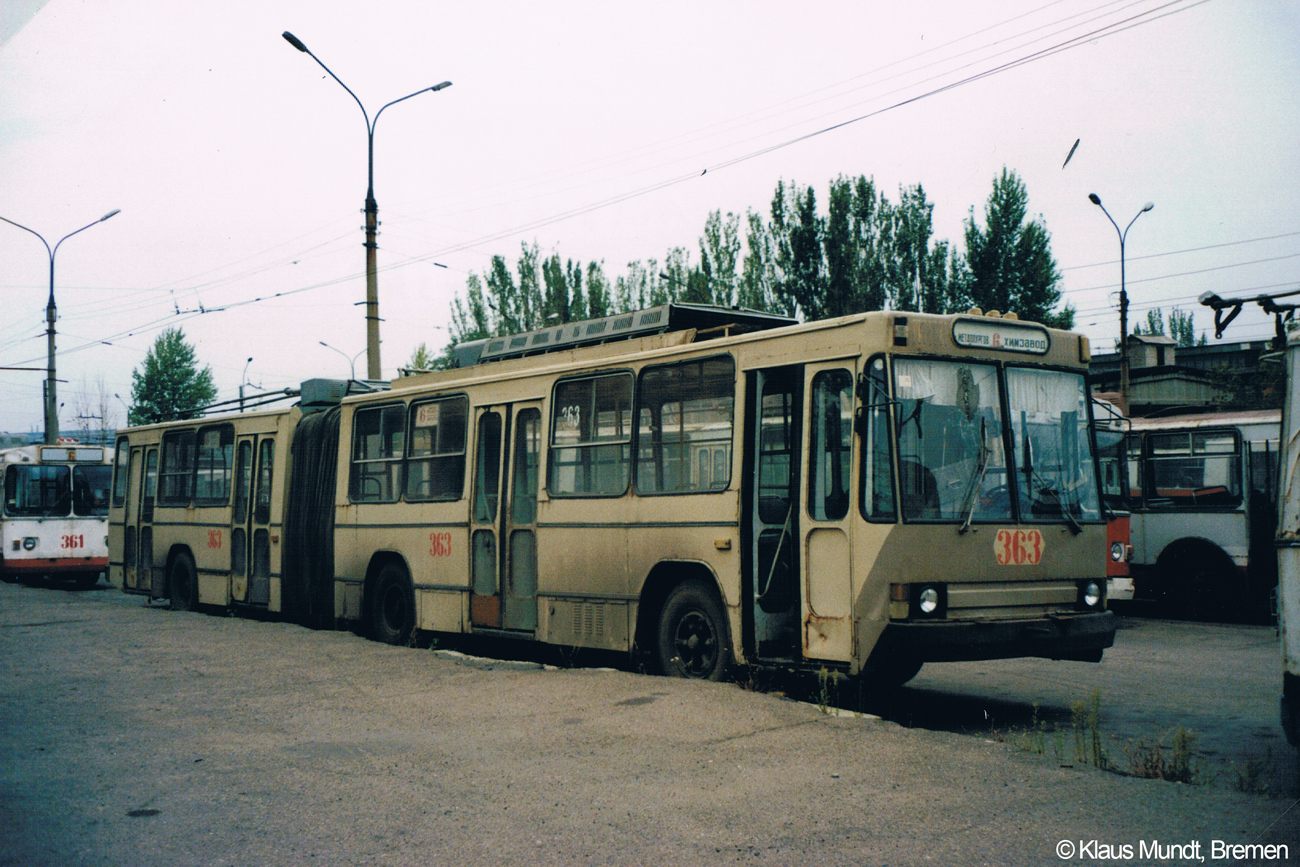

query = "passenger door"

[
  {"left": 229, "top": 435, "right": 275, "bottom": 606},
  {"left": 747, "top": 366, "right": 803, "bottom": 662},
  {"left": 801, "top": 362, "right": 856, "bottom": 662},
  {"left": 469, "top": 402, "right": 543, "bottom": 632}
]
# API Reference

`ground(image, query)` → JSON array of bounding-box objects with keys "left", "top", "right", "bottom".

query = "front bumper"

[{"left": 874, "top": 610, "right": 1116, "bottom": 663}]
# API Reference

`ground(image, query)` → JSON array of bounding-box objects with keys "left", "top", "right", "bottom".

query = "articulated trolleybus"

[
  {"left": 2, "top": 442, "right": 112, "bottom": 587},
  {"left": 110, "top": 304, "right": 1115, "bottom": 684}
]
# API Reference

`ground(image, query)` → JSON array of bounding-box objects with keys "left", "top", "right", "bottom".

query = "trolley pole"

[
  {"left": 282, "top": 31, "right": 450, "bottom": 381},
  {"left": 1, "top": 209, "right": 120, "bottom": 443}
]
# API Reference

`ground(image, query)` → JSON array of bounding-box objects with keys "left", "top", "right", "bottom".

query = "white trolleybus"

[
  {"left": 109, "top": 304, "right": 1115, "bottom": 685},
  {"left": 1119, "top": 410, "right": 1279, "bottom": 620},
  {"left": 1, "top": 441, "right": 113, "bottom": 588}
]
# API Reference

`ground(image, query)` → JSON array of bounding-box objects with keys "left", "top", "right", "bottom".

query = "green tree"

[
  {"left": 1134, "top": 307, "right": 1206, "bottom": 347},
  {"left": 128, "top": 328, "right": 217, "bottom": 425},
  {"left": 1134, "top": 308, "right": 1165, "bottom": 338},
  {"left": 961, "top": 168, "right": 1072, "bottom": 327},
  {"left": 697, "top": 210, "right": 741, "bottom": 307},
  {"left": 407, "top": 342, "right": 435, "bottom": 372}
]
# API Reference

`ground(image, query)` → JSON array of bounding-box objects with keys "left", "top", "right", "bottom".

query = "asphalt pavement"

[{"left": 0, "top": 580, "right": 1294, "bottom": 866}]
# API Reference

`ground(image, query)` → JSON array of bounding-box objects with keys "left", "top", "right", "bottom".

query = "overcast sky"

[{"left": 1, "top": 0, "right": 1297, "bottom": 434}]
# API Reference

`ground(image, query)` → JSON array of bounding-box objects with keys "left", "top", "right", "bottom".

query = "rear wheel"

[
  {"left": 369, "top": 562, "right": 415, "bottom": 646},
  {"left": 168, "top": 553, "right": 198, "bottom": 612},
  {"left": 657, "top": 580, "right": 732, "bottom": 681}
]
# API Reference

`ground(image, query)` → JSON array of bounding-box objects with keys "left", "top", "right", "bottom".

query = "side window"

[
  {"left": 858, "top": 357, "right": 896, "bottom": 521},
  {"left": 194, "top": 425, "right": 234, "bottom": 506},
  {"left": 350, "top": 404, "right": 406, "bottom": 503},
  {"left": 636, "top": 356, "right": 735, "bottom": 495},
  {"left": 254, "top": 439, "right": 275, "bottom": 524},
  {"left": 1148, "top": 430, "right": 1242, "bottom": 508},
  {"left": 809, "top": 369, "right": 853, "bottom": 521},
  {"left": 406, "top": 396, "right": 468, "bottom": 501},
  {"left": 549, "top": 373, "right": 633, "bottom": 497},
  {"left": 159, "top": 430, "right": 197, "bottom": 505},
  {"left": 112, "top": 438, "right": 131, "bottom": 507}
]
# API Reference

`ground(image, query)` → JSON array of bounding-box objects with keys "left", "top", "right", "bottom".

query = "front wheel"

[
  {"left": 657, "top": 580, "right": 732, "bottom": 681},
  {"left": 369, "top": 562, "right": 415, "bottom": 646}
]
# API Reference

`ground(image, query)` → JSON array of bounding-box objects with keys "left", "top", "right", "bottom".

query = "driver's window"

[{"left": 893, "top": 358, "right": 1008, "bottom": 523}]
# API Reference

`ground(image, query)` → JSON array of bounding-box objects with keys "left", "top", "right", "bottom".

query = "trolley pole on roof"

[
  {"left": 1088, "top": 194, "right": 1153, "bottom": 411},
  {"left": 0, "top": 209, "right": 120, "bottom": 444},
  {"left": 282, "top": 31, "right": 451, "bottom": 382}
]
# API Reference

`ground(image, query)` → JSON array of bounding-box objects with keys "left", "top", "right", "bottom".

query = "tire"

[
  {"left": 657, "top": 580, "right": 732, "bottom": 681},
  {"left": 369, "top": 562, "right": 415, "bottom": 646},
  {"left": 73, "top": 572, "right": 100, "bottom": 590},
  {"left": 168, "top": 552, "right": 198, "bottom": 612},
  {"left": 1159, "top": 545, "right": 1234, "bottom": 621},
  {"left": 860, "top": 656, "right": 924, "bottom": 691}
]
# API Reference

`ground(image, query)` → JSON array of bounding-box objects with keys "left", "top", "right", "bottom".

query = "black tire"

[
  {"left": 860, "top": 655, "right": 923, "bottom": 691},
  {"left": 73, "top": 572, "right": 100, "bottom": 590},
  {"left": 1159, "top": 546, "right": 1234, "bottom": 621},
  {"left": 369, "top": 562, "right": 415, "bottom": 646},
  {"left": 657, "top": 580, "right": 732, "bottom": 681},
  {"left": 168, "top": 552, "right": 198, "bottom": 612}
]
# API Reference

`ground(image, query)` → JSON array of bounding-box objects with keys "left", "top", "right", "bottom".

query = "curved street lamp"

[
  {"left": 0, "top": 209, "right": 121, "bottom": 443},
  {"left": 319, "top": 341, "right": 365, "bottom": 381},
  {"left": 283, "top": 30, "right": 451, "bottom": 381},
  {"left": 1088, "top": 194, "right": 1153, "bottom": 409}
]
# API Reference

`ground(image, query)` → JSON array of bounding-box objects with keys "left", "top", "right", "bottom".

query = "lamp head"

[
  {"left": 100, "top": 209, "right": 120, "bottom": 222},
  {"left": 1088, "top": 193, "right": 1102, "bottom": 206},
  {"left": 1142, "top": 202, "right": 1155, "bottom": 212},
  {"left": 431, "top": 81, "right": 452, "bottom": 92},
  {"left": 282, "top": 31, "right": 308, "bottom": 52}
]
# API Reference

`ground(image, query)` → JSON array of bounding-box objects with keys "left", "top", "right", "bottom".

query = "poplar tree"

[
  {"left": 961, "top": 168, "right": 1072, "bottom": 327},
  {"left": 128, "top": 328, "right": 217, "bottom": 425}
]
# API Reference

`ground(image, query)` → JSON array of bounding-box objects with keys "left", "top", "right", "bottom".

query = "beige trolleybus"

[
  {"left": 111, "top": 304, "right": 1115, "bottom": 684},
  {"left": 2, "top": 441, "right": 113, "bottom": 587}
]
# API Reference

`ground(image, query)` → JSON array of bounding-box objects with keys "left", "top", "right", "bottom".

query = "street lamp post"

[
  {"left": 283, "top": 31, "right": 451, "bottom": 382},
  {"left": 0, "top": 209, "right": 120, "bottom": 444},
  {"left": 320, "top": 341, "right": 365, "bottom": 381},
  {"left": 239, "top": 357, "right": 254, "bottom": 412},
  {"left": 1088, "top": 194, "right": 1153, "bottom": 411}
]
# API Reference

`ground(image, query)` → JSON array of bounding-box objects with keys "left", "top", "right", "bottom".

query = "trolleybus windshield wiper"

[{"left": 958, "top": 417, "right": 991, "bottom": 535}]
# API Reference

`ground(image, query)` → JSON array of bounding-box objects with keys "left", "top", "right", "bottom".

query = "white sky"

[{"left": 1, "top": 0, "right": 1297, "bottom": 434}]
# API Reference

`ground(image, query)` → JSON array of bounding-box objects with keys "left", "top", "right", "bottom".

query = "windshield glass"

[
  {"left": 73, "top": 464, "right": 112, "bottom": 516},
  {"left": 893, "top": 358, "right": 1010, "bottom": 522},
  {"left": 5, "top": 465, "right": 71, "bottom": 517},
  {"left": 1007, "top": 368, "right": 1101, "bottom": 523}
]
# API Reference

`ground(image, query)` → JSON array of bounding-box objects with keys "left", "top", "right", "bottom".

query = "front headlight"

[
  {"left": 22, "top": 537, "right": 38, "bottom": 551},
  {"left": 1110, "top": 541, "right": 1125, "bottom": 562},
  {"left": 1080, "top": 580, "right": 1103, "bottom": 609},
  {"left": 918, "top": 586, "right": 941, "bottom": 615}
]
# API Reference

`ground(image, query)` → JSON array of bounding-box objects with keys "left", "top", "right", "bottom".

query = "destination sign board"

[{"left": 952, "top": 318, "right": 1051, "bottom": 355}]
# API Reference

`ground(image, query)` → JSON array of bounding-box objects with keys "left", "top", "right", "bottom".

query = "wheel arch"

[
  {"left": 633, "top": 559, "right": 730, "bottom": 663},
  {"left": 163, "top": 543, "right": 196, "bottom": 596},
  {"left": 361, "top": 550, "right": 412, "bottom": 622},
  {"left": 1155, "top": 536, "right": 1239, "bottom": 577}
]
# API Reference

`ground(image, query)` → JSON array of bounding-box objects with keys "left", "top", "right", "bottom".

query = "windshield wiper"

[
  {"left": 958, "top": 417, "right": 991, "bottom": 535},
  {"left": 1021, "top": 428, "right": 1082, "bottom": 535}
]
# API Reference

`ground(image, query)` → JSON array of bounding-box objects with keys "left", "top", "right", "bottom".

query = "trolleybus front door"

[
  {"left": 470, "top": 403, "right": 542, "bottom": 632},
  {"left": 800, "top": 361, "right": 857, "bottom": 662},
  {"left": 749, "top": 366, "right": 804, "bottom": 661}
]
